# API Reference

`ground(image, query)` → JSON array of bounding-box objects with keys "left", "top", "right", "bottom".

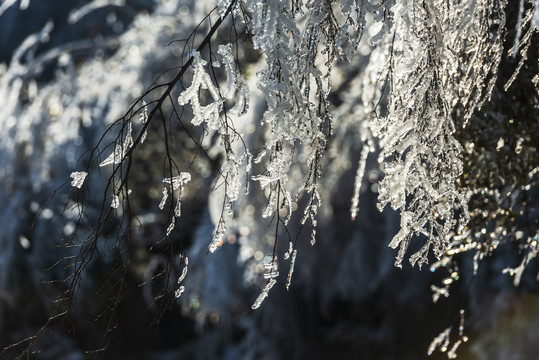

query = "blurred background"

[{"left": 0, "top": 1, "right": 538, "bottom": 359}]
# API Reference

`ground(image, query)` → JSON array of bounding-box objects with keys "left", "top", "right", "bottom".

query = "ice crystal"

[
  {"left": 175, "top": 255, "right": 188, "bottom": 298},
  {"left": 350, "top": 142, "right": 371, "bottom": 220},
  {"left": 177, "top": 52, "right": 223, "bottom": 129},
  {"left": 158, "top": 172, "right": 191, "bottom": 235},
  {"left": 162, "top": 173, "right": 191, "bottom": 210},
  {"left": 285, "top": 249, "right": 297, "bottom": 291},
  {"left": 251, "top": 257, "right": 279, "bottom": 309},
  {"left": 502, "top": 235, "right": 539, "bottom": 286},
  {"left": 164, "top": 173, "right": 191, "bottom": 189},
  {"left": 505, "top": 0, "right": 539, "bottom": 91},
  {"left": 174, "top": 286, "right": 185, "bottom": 298},
  {"left": 111, "top": 195, "right": 120, "bottom": 209},
  {"left": 37, "top": 0, "right": 538, "bottom": 330},
  {"left": 251, "top": 278, "right": 276, "bottom": 310},
  {"left": 428, "top": 326, "right": 451, "bottom": 356},
  {"left": 208, "top": 219, "right": 226, "bottom": 253},
  {"left": 166, "top": 216, "right": 175, "bottom": 236},
  {"left": 428, "top": 309, "right": 468, "bottom": 358},
  {"left": 283, "top": 241, "right": 293, "bottom": 260},
  {"left": 99, "top": 121, "right": 133, "bottom": 167},
  {"left": 70, "top": 171, "right": 87, "bottom": 189},
  {"left": 217, "top": 44, "right": 237, "bottom": 100},
  {"left": 369, "top": 0, "right": 509, "bottom": 267},
  {"left": 139, "top": 100, "right": 148, "bottom": 143},
  {"left": 177, "top": 256, "right": 189, "bottom": 284},
  {"left": 158, "top": 187, "right": 168, "bottom": 210}
]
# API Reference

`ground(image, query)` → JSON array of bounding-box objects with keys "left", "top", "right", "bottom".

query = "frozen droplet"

[
  {"left": 70, "top": 171, "right": 87, "bottom": 188},
  {"left": 166, "top": 217, "right": 175, "bottom": 236},
  {"left": 19, "top": 235, "right": 31, "bottom": 249},
  {"left": 159, "top": 187, "right": 168, "bottom": 210},
  {"left": 175, "top": 286, "right": 185, "bottom": 298},
  {"left": 111, "top": 195, "right": 120, "bottom": 209},
  {"left": 496, "top": 137, "right": 504, "bottom": 150}
]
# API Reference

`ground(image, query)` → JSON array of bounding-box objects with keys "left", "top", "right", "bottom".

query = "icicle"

[
  {"left": 350, "top": 142, "right": 370, "bottom": 220},
  {"left": 231, "top": 75, "right": 249, "bottom": 115},
  {"left": 177, "top": 52, "right": 223, "bottom": 129},
  {"left": 99, "top": 144, "right": 123, "bottom": 167},
  {"left": 158, "top": 187, "right": 168, "bottom": 210},
  {"left": 166, "top": 216, "right": 175, "bottom": 236},
  {"left": 251, "top": 279, "right": 276, "bottom": 310},
  {"left": 222, "top": 160, "right": 241, "bottom": 202},
  {"left": 160, "top": 172, "right": 190, "bottom": 217},
  {"left": 174, "top": 197, "right": 182, "bottom": 217},
  {"left": 218, "top": 44, "right": 237, "bottom": 99},
  {"left": 285, "top": 249, "right": 297, "bottom": 291},
  {"left": 512, "top": 0, "right": 527, "bottom": 58},
  {"left": 140, "top": 129, "right": 147, "bottom": 144},
  {"left": 175, "top": 282, "right": 186, "bottom": 296},
  {"left": 139, "top": 100, "right": 148, "bottom": 143},
  {"left": 283, "top": 241, "right": 293, "bottom": 260},
  {"left": 310, "top": 226, "right": 317, "bottom": 246},
  {"left": 208, "top": 220, "right": 226, "bottom": 253},
  {"left": 177, "top": 256, "right": 189, "bottom": 284},
  {"left": 124, "top": 120, "right": 133, "bottom": 149},
  {"left": 139, "top": 100, "right": 148, "bottom": 123},
  {"left": 163, "top": 172, "right": 191, "bottom": 190},
  {"left": 99, "top": 121, "right": 133, "bottom": 167},
  {"left": 262, "top": 190, "right": 277, "bottom": 218}
]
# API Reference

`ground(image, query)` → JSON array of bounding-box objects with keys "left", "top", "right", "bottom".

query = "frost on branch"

[
  {"left": 371, "top": 1, "right": 508, "bottom": 268},
  {"left": 138, "top": 100, "right": 148, "bottom": 143},
  {"left": 176, "top": 45, "right": 250, "bottom": 251},
  {"left": 502, "top": 235, "right": 539, "bottom": 286},
  {"left": 178, "top": 52, "right": 223, "bottom": 129},
  {"left": 427, "top": 310, "right": 468, "bottom": 358},
  {"left": 99, "top": 120, "right": 134, "bottom": 167},
  {"left": 56, "top": 2, "right": 536, "bottom": 311},
  {"left": 175, "top": 255, "right": 188, "bottom": 298},
  {"left": 218, "top": 43, "right": 249, "bottom": 115},
  {"left": 111, "top": 194, "right": 120, "bottom": 209},
  {"left": 505, "top": 0, "right": 539, "bottom": 91},
  {"left": 3, "top": 0, "right": 539, "bottom": 358},
  {"left": 285, "top": 249, "right": 297, "bottom": 291},
  {"left": 159, "top": 173, "right": 191, "bottom": 235},
  {"left": 208, "top": 219, "right": 226, "bottom": 253},
  {"left": 251, "top": 256, "right": 279, "bottom": 310}
]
